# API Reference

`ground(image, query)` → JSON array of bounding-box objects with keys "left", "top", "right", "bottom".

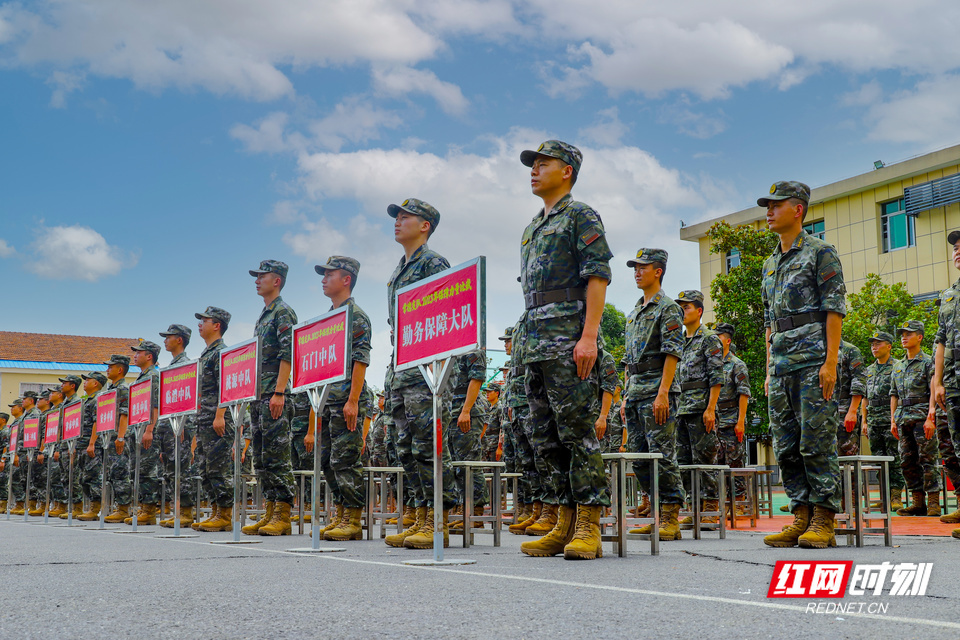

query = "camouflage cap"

[
  {"left": 314, "top": 255, "right": 360, "bottom": 279},
  {"left": 81, "top": 371, "right": 107, "bottom": 386},
  {"left": 159, "top": 324, "right": 192, "bottom": 340},
  {"left": 498, "top": 327, "right": 514, "bottom": 341},
  {"left": 715, "top": 322, "right": 736, "bottom": 337},
  {"left": 675, "top": 290, "right": 704, "bottom": 304},
  {"left": 486, "top": 381, "right": 503, "bottom": 392},
  {"left": 896, "top": 320, "right": 925, "bottom": 335},
  {"left": 626, "top": 248, "right": 668, "bottom": 268},
  {"left": 103, "top": 354, "right": 131, "bottom": 367},
  {"left": 0, "top": 413, "right": 8, "bottom": 421},
  {"left": 131, "top": 340, "right": 161, "bottom": 360},
  {"left": 22, "top": 391, "right": 38, "bottom": 400},
  {"left": 195, "top": 306, "right": 232, "bottom": 326},
  {"left": 59, "top": 374, "right": 82, "bottom": 386},
  {"left": 520, "top": 140, "right": 583, "bottom": 175},
  {"left": 757, "top": 181, "right": 811, "bottom": 207},
  {"left": 948, "top": 230, "right": 960, "bottom": 245},
  {"left": 7, "top": 399, "right": 22, "bottom": 407},
  {"left": 249, "top": 259, "right": 289, "bottom": 279},
  {"left": 867, "top": 330, "right": 895, "bottom": 343},
  {"left": 387, "top": 198, "right": 441, "bottom": 232},
  {"left": 39, "top": 389, "right": 51, "bottom": 399}
]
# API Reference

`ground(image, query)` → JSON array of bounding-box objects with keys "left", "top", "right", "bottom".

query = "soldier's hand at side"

[
  {"left": 54, "top": 450, "right": 60, "bottom": 462},
  {"left": 508, "top": 407, "right": 513, "bottom": 422},
  {"left": 213, "top": 414, "right": 226, "bottom": 437},
  {"left": 890, "top": 422, "right": 899, "bottom": 440},
  {"left": 703, "top": 408, "right": 716, "bottom": 433},
  {"left": 573, "top": 337, "right": 598, "bottom": 380},
  {"left": 344, "top": 398, "right": 359, "bottom": 432},
  {"left": 619, "top": 444, "right": 626, "bottom": 453},
  {"left": 923, "top": 418, "right": 936, "bottom": 440},
  {"left": 819, "top": 362, "right": 837, "bottom": 401},
  {"left": 595, "top": 415, "right": 607, "bottom": 440},
  {"left": 861, "top": 421, "right": 868, "bottom": 437},
  {"left": 0, "top": 460, "right": 4, "bottom": 472},
  {"left": 457, "top": 410, "right": 471, "bottom": 434},
  {"left": 934, "top": 383, "right": 947, "bottom": 412},
  {"left": 620, "top": 401, "right": 627, "bottom": 423},
  {"left": 653, "top": 390, "right": 670, "bottom": 425},
  {"left": 13, "top": 455, "right": 19, "bottom": 467},
  {"left": 844, "top": 410, "right": 858, "bottom": 433},
  {"left": 269, "top": 393, "right": 284, "bottom": 420},
  {"left": 86, "top": 442, "right": 95, "bottom": 458},
  {"left": 304, "top": 431, "right": 314, "bottom": 454},
  {"left": 115, "top": 438, "right": 125, "bottom": 455},
  {"left": 764, "top": 374, "right": 770, "bottom": 397},
  {"left": 142, "top": 427, "right": 153, "bottom": 450},
  {"left": 735, "top": 422, "right": 744, "bottom": 443},
  {"left": 37, "top": 453, "right": 44, "bottom": 464}
]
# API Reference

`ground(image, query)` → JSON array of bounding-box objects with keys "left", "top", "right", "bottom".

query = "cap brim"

[
  {"left": 757, "top": 195, "right": 789, "bottom": 207},
  {"left": 158, "top": 332, "right": 176, "bottom": 337},
  {"left": 314, "top": 264, "right": 335, "bottom": 275},
  {"left": 675, "top": 297, "right": 696, "bottom": 304},
  {"left": 194, "top": 312, "right": 210, "bottom": 320},
  {"left": 249, "top": 269, "right": 269, "bottom": 277},
  {"left": 519, "top": 150, "right": 540, "bottom": 167},
  {"left": 866, "top": 337, "right": 890, "bottom": 342},
  {"left": 948, "top": 230, "right": 960, "bottom": 245},
  {"left": 626, "top": 259, "right": 654, "bottom": 268},
  {"left": 387, "top": 204, "right": 404, "bottom": 218}
]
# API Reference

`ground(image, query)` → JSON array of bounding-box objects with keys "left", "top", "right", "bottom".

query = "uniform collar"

[
  {"left": 774, "top": 229, "right": 809, "bottom": 257},
  {"left": 541, "top": 193, "right": 573, "bottom": 219},
  {"left": 640, "top": 289, "right": 664, "bottom": 310},
  {"left": 263, "top": 295, "right": 284, "bottom": 313},
  {"left": 686, "top": 323, "right": 705, "bottom": 339},
  {"left": 401, "top": 244, "right": 429, "bottom": 268},
  {"left": 330, "top": 296, "right": 355, "bottom": 311}
]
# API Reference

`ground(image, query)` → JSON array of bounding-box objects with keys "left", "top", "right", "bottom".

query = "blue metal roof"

[{"left": 0, "top": 360, "right": 112, "bottom": 371}]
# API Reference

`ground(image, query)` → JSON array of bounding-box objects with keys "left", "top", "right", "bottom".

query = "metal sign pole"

[
  {"left": 66, "top": 441, "right": 77, "bottom": 526},
  {"left": 43, "top": 444, "right": 53, "bottom": 524},
  {"left": 96, "top": 433, "right": 110, "bottom": 530},
  {"left": 288, "top": 386, "right": 345, "bottom": 554},
  {"left": 24, "top": 451, "right": 33, "bottom": 522},
  {"left": 116, "top": 425, "right": 151, "bottom": 534},
  {"left": 6, "top": 451, "right": 14, "bottom": 520},
  {"left": 157, "top": 416, "right": 198, "bottom": 539},
  {"left": 211, "top": 402, "right": 261, "bottom": 545}
]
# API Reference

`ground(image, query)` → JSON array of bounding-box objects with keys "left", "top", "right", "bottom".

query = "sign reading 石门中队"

[
  {"left": 220, "top": 338, "right": 259, "bottom": 405},
  {"left": 292, "top": 307, "right": 352, "bottom": 393},
  {"left": 129, "top": 378, "right": 153, "bottom": 427},
  {"left": 95, "top": 390, "right": 118, "bottom": 434},
  {"left": 394, "top": 257, "right": 486, "bottom": 372},
  {"left": 61, "top": 401, "right": 82, "bottom": 441},
  {"left": 159, "top": 360, "right": 199, "bottom": 418}
]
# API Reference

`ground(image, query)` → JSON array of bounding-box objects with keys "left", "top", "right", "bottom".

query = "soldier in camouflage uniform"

[
  {"left": 367, "top": 394, "right": 388, "bottom": 467},
  {"left": 674, "top": 290, "right": 724, "bottom": 524},
  {"left": 383, "top": 199, "right": 457, "bottom": 550},
  {"left": 191, "top": 306, "right": 236, "bottom": 532},
  {"left": 43, "top": 389, "right": 67, "bottom": 516},
  {"left": 861, "top": 331, "right": 905, "bottom": 510},
  {"left": 243, "top": 260, "right": 298, "bottom": 536},
  {"left": 0, "top": 412, "right": 8, "bottom": 512},
  {"left": 78, "top": 372, "right": 107, "bottom": 520},
  {"left": 290, "top": 392, "right": 312, "bottom": 520},
  {"left": 622, "top": 249, "right": 686, "bottom": 540},
  {"left": 306, "top": 256, "right": 372, "bottom": 542},
  {"left": 16, "top": 392, "right": 42, "bottom": 514},
  {"left": 57, "top": 376, "right": 84, "bottom": 519},
  {"left": 99, "top": 355, "right": 132, "bottom": 523},
  {"left": 836, "top": 340, "right": 866, "bottom": 457},
  {"left": 890, "top": 320, "right": 941, "bottom": 516},
  {"left": 447, "top": 349, "right": 490, "bottom": 531},
  {"left": 29, "top": 391, "right": 52, "bottom": 516},
  {"left": 517, "top": 140, "right": 610, "bottom": 560},
  {"left": 482, "top": 383, "right": 503, "bottom": 462},
  {"left": 714, "top": 323, "right": 751, "bottom": 505},
  {"left": 125, "top": 342, "right": 162, "bottom": 525},
  {"left": 33, "top": 390, "right": 59, "bottom": 516},
  {"left": 760, "top": 181, "right": 846, "bottom": 550},
  {"left": 7, "top": 399, "right": 27, "bottom": 514}
]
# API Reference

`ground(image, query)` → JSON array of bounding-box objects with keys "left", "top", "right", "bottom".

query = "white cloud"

[
  {"left": 841, "top": 81, "right": 883, "bottom": 107},
  {"left": 308, "top": 97, "right": 404, "bottom": 151},
  {"left": 372, "top": 66, "right": 469, "bottom": 115},
  {"left": 864, "top": 75, "right": 960, "bottom": 145},
  {"left": 230, "top": 112, "right": 293, "bottom": 154},
  {"left": 659, "top": 101, "right": 727, "bottom": 139},
  {"left": 578, "top": 107, "right": 628, "bottom": 146},
  {"left": 45, "top": 70, "right": 85, "bottom": 108},
  {"left": 0, "top": 239, "right": 15, "bottom": 258},
  {"left": 27, "top": 225, "right": 137, "bottom": 281}
]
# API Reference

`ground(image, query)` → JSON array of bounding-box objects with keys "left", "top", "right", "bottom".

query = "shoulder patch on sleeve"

[
  {"left": 820, "top": 268, "right": 838, "bottom": 282},
  {"left": 737, "top": 373, "right": 747, "bottom": 382},
  {"left": 580, "top": 230, "right": 601, "bottom": 246},
  {"left": 710, "top": 348, "right": 721, "bottom": 356},
  {"left": 278, "top": 323, "right": 292, "bottom": 334},
  {"left": 353, "top": 328, "right": 365, "bottom": 339},
  {"left": 666, "top": 323, "right": 680, "bottom": 332}
]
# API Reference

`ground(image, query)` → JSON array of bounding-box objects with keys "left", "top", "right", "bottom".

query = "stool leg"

[
  {"left": 651, "top": 460, "right": 660, "bottom": 556},
  {"left": 492, "top": 467, "right": 501, "bottom": 547},
  {"left": 718, "top": 471, "right": 726, "bottom": 540},
  {"left": 882, "top": 461, "right": 892, "bottom": 547},
  {"left": 463, "top": 467, "right": 473, "bottom": 549},
  {"left": 365, "top": 471, "right": 374, "bottom": 541}
]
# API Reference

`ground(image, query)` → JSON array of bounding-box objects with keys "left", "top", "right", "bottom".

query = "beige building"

[{"left": 681, "top": 144, "right": 960, "bottom": 321}]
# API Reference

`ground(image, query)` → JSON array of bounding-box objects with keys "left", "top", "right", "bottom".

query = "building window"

[
  {"left": 726, "top": 248, "right": 741, "bottom": 271},
  {"left": 881, "top": 198, "right": 915, "bottom": 252},
  {"left": 19, "top": 382, "right": 60, "bottom": 396},
  {"left": 803, "top": 220, "right": 825, "bottom": 240}
]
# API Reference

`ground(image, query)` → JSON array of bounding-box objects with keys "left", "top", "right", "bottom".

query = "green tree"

[
  {"left": 600, "top": 302, "right": 627, "bottom": 378},
  {"left": 707, "top": 221, "right": 778, "bottom": 439},
  {"left": 843, "top": 273, "right": 939, "bottom": 362}
]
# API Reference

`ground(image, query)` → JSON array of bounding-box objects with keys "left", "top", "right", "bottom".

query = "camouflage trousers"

[
  {"left": 319, "top": 403, "right": 365, "bottom": 509},
  {"left": 447, "top": 410, "right": 489, "bottom": 506},
  {"left": 524, "top": 359, "right": 610, "bottom": 507},
  {"left": 481, "top": 421, "right": 499, "bottom": 462},
  {"left": 623, "top": 393, "right": 685, "bottom": 505},
  {"left": 937, "top": 412, "right": 960, "bottom": 496},
  {"left": 291, "top": 428, "right": 312, "bottom": 504},
  {"left": 130, "top": 428, "right": 162, "bottom": 506},
  {"left": 601, "top": 418, "right": 624, "bottom": 454},
  {"left": 676, "top": 412, "right": 721, "bottom": 501},
  {"left": 385, "top": 418, "right": 406, "bottom": 503},
  {"left": 104, "top": 432, "right": 132, "bottom": 505},
  {"left": 48, "top": 451, "right": 65, "bottom": 502},
  {"left": 249, "top": 394, "right": 296, "bottom": 504},
  {"left": 769, "top": 365, "right": 842, "bottom": 513},
  {"left": 865, "top": 413, "right": 905, "bottom": 491},
  {"left": 10, "top": 457, "right": 26, "bottom": 501},
  {"left": 59, "top": 443, "right": 82, "bottom": 505},
  {"left": 941, "top": 395, "right": 960, "bottom": 495},
  {"left": 0, "top": 466, "right": 6, "bottom": 502},
  {"left": 896, "top": 418, "right": 941, "bottom": 493},
  {"left": 836, "top": 402, "right": 861, "bottom": 456},
  {"left": 389, "top": 382, "right": 456, "bottom": 509},
  {"left": 509, "top": 405, "right": 540, "bottom": 505},
  {"left": 31, "top": 455, "right": 47, "bottom": 500},
  {"left": 716, "top": 418, "right": 747, "bottom": 497},
  {"left": 79, "top": 438, "right": 104, "bottom": 501},
  {"left": 196, "top": 418, "right": 236, "bottom": 509},
  {"left": 157, "top": 421, "right": 197, "bottom": 507},
  {"left": 367, "top": 423, "right": 388, "bottom": 468}
]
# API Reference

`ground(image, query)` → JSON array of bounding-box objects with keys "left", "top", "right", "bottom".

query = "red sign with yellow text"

[
  {"left": 8, "top": 426, "right": 17, "bottom": 454},
  {"left": 394, "top": 257, "right": 485, "bottom": 371},
  {"left": 45, "top": 410, "right": 60, "bottom": 445},
  {"left": 129, "top": 378, "right": 153, "bottom": 427},
  {"left": 292, "top": 307, "right": 351, "bottom": 393},
  {"left": 22, "top": 417, "right": 39, "bottom": 449},
  {"left": 159, "top": 361, "right": 199, "bottom": 418},
  {"left": 61, "top": 401, "right": 82, "bottom": 441},
  {"left": 220, "top": 338, "right": 258, "bottom": 405},
  {"left": 96, "top": 390, "right": 118, "bottom": 434}
]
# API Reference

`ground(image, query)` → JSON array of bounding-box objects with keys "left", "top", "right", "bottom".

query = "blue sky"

[{"left": 3, "top": 1, "right": 960, "bottom": 381}]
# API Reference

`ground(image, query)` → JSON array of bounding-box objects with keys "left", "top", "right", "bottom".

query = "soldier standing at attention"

[
  {"left": 383, "top": 199, "right": 456, "bottom": 550},
  {"left": 6, "top": 400, "right": 24, "bottom": 514},
  {"left": 517, "top": 140, "right": 611, "bottom": 560},
  {"left": 836, "top": 340, "right": 866, "bottom": 456},
  {"left": 760, "top": 181, "right": 846, "bottom": 549},
  {"left": 30, "top": 390, "right": 53, "bottom": 516},
  {"left": 622, "top": 249, "right": 686, "bottom": 541},
  {"left": 289, "top": 393, "right": 313, "bottom": 524},
  {"left": 101, "top": 355, "right": 132, "bottom": 524},
  {"left": 243, "top": 260, "right": 298, "bottom": 536},
  {"left": 861, "top": 331, "right": 904, "bottom": 511},
  {"left": 156, "top": 326, "right": 198, "bottom": 528},
  {"left": 0, "top": 412, "right": 8, "bottom": 513},
  {"left": 714, "top": 323, "right": 751, "bottom": 510},
  {"left": 78, "top": 373, "right": 107, "bottom": 521},
  {"left": 42, "top": 388, "right": 66, "bottom": 517},
  {"left": 127, "top": 342, "right": 161, "bottom": 525},
  {"left": 17, "top": 392, "right": 42, "bottom": 515},
  {"left": 57, "top": 376, "right": 83, "bottom": 519}
]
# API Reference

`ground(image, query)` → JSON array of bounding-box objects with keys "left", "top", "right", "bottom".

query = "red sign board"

[
  {"left": 45, "top": 410, "right": 60, "bottom": 445},
  {"left": 96, "top": 390, "right": 118, "bottom": 434},
  {"left": 129, "top": 378, "right": 153, "bottom": 427},
  {"left": 22, "top": 417, "right": 39, "bottom": 449},
  {"left": 292, "top": 307, "right": 352, "bottom": 393},
  {"left": 61, "top": 401, "right": 82, "bottom": 441},
  {"left": 395, "top": 257, "right": 485, "bottom": 371},
  {"left": 8, "top": 426, "right": 17, "bottom": 454},
  {"left": 220, "top": 338, "right": 258, "bottom": 405},
  {"left": 159, "top": 360, "right": 199, "bottom": 418}
]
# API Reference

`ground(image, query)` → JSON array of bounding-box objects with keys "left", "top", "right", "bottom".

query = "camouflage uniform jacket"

[
  {"left": 105, "top": 378, "right": 129, "bottom": 420},
  {"left": 518, "top": 193, "right": 613, "bottom": 364},
  {"left": 450, "top": 350, "right": 487, "bottom": 416},
  {"left": 598, "top": 349, "right": 619, "bottom": 399},
  {"left": 864, "top": 360, "right": 894, "bottom": 422},
  {"left": 890, "top": 351, "right": 934, "bottom": 423},
  {"left": 326, "top": 297, "right": 372, "bottom": 406},
  {"left": 81, "top": 395, "right": 98, "bottom": 440},
  {"left": 761, "top": 230, "right": 846, "bottom": 376},
  {"left": 836, "top": 340, "right": 866, "bottom": 408},
  {"left": 717, "top": 351, "right": 751, "bottom": 423},
  {"left": 624, "top": 290, "right": 684, "bottom": 401},
  {"left": 0, "top": 423, "right": 8, "bottom": 455},
  {"left": 197, "top": 339, "right": 231, "bottom": 426},
  {"left": 255, "top": 295, "right": 298, "bottom": 398},
  {"left": 503, "top": 359, "right": 528, "bottom": 409},
  {"left": 386, "top": 244, "right": 450, "bottom": 390},
  {"left": 935, "top": 276, "right": 960, "bottom": 395},
  {"left": 133, "top": 365, "right": 160, "bottom": 419},
  {"left": 291, "top": 393, "right": 311, "bottom": 434},
  {"left": 676, "top": 324, "right": 724, "bottom": 415}
]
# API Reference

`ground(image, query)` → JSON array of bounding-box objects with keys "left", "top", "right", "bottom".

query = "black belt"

[
  {"left": 524, "top": 288, "right": 586, "bottom": 310},
  {"left": 837, "top": 394, "right": 851, "bottom": 402},
  {"left": 717, "top": 399, "right": 739, "bottom": 410},
  {"left": 626, "top": 357, "right": 665, "bottom": 375},
  {"left": 772, "top": 311, "right": 826, "bottom": 334},
  {"left": 947, "top": 348, "right": 956, "bottom": 360},
  {"left": 868, "top": 398, "right": 889, "bottom": 407},
  {"left": 680, "top": 381, "right": 710, "bottom": 391},
  {"left": 900, "top": 396, "right": 929, "bottom": 407},
  {"left": 511, "top": 367, "right": 524, "bottom": 377}
]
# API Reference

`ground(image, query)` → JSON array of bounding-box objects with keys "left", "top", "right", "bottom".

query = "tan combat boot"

[
  {"left": 386, "top": 505, "right": 425, "bottom": 547},
  {"left": 798, "top": 506, "right": 837, "bottom": 548},
  {"left": 524, "top": 503, "right": 559, "bottom": 536},
  {"left": 76, "top": 501, "right": 101, "bottom": 521},
  {"left": 193, "top": 504, "right": 218, "bottom": 530},
  {"left": 60, "top": 503, "right": 83, "bottom": 519},
  {"left": 927, "top": 492, "right": 941, "bottom": 517},
  {"left": 0, "top": 500, "right": 6, "bottom": 513},
  {"left": 940, "top": 501, "right": 960, "bottom": 524},
  {"left": 897, "top": 491, "right": 927, "bottom": 516},
  {"left": 563, "top": 504, "right": 603, "bottom": 560},
  {"left": 158, "top": 505, "right": 191, "bottom": 528},
  {"left": 629, "top": 503, "right": 682, "bottom": 540},
  {"left": 388, "top": 504, "right": 415, "bottom": 527},
  {"left": 448, "top": 504, "right": 465, "bottom": 531},
  {"left": 259, "top": 501, "right": 292, "bottom": 536},
  {"left": 242, "top": 501, "right": 274, "bottom": 535},
  {"left": 403, "top": 508, "right": 450, "bottom": 549},
  {"left": 471, "top": 505, "right": 485, "bottom": 528},
  {"left": 199, "top": 505, "right": 233, "bottom": 532},
  {"left": 10, "top": 501, "right": 25, "bottom": 515},
  {"left": 509, "top": 501, "right": 541, "bottom": 535},
  {"left": 636, "top": 494, "right": 651, "bottom": 517},
  {"left": 521, "top": 504, "right": 576, "bottom": 556},
  {"left": 48, "top": 502, "right": 65, "bottom": 517},
  {"left": 28, "top": 500, "right": 45, "bottom": 516},
  {"left": 891, "top": 488, "right": 904, "bottom": 512},
  {"left": 702, "top": 499, "right": 721, "bottom": 525},
  {"left": 763, "top": 504, "right": 812, "bottom": 547},
  {"left": 779, "top": 504, "right": 791, "bottom": 512},
  {"left": 104, "top": 504, "right": 130, "bottom": 523},
  {"left": 513, "top": 503, "right": 533, "bottom": 525},
  {"left": 321, "top": 504, "right": 344, "bottom": 536},
  {"left": 126, "top": 503, "right": 158, "bottom": 525},
  {"left": 325, "top": 507, "right": 363, "bottom": 541}
]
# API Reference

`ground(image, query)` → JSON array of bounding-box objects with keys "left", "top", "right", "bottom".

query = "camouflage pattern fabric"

[
  {"left": 57, "top": 392, "right": 83, "bottom": 504},
  {"left": 863, "top": 359, "right": 905, "bottom": 490},
  {"left": 389, "top": 382, "right": 456, "bottom": 508},
  {"left": 367, "top": 411, "right": 388, "bottom": 467},
  {"left": 101, "top": 381, "right": 132, "bottom": 506},
  {"left": 0, "top": 421, "right": 8, "bottom": 501},
  {"left": 320, "top": 402, "right": 366, "bottom": 509},
  {"left": 448, "top": 351, "right": 489, "bottom": 506},
  {"left": 935, "top": 410, "right": 960, "bottom": 496},
  {"left": 623, "top": 394, "right": 685, "bottom": 505},
  {"left": 836, "top": 340, "right": 866, "bottom": 456},
  {"left": 935, "top": 277, "right": 960, "bottom": 399},
  {"left": 481, "top": 400, "right": 502, "bottom": 462},
  {"left": 79, "top": 396, "right": 103, "bottom": 499},
  {"left": 890, "top": 352, "right": 934, "bottom": 424},
  {"left": 131, "top": 366, "right": 162, "bottom": 506},
  {"left": 601, "top": 401, "right": 624, "bottom": 453},
  {"left": 290, "top": 392, "right": 312, "bottom": 504},
  {"left": 196, "top": 337, "right": 235, "bottom": 508},
  {"left": 255, "top": 295, "right": 298, "bottom": 398},
  {"left": 325, "top": 297, "right": 372, "bottom": 405},
  {"left": 676, "top": 325, "right": 724, "bottom": 416},
  {"left": 716, "top": 427, "right": 747, "bottom": 496},
  {"left": 898, "top": 419, "right": 941, "bottom": 493}
]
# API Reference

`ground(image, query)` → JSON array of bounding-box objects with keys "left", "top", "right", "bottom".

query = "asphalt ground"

[{"left": 0, "top": 515, "right": 957, "bottom": 640}]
